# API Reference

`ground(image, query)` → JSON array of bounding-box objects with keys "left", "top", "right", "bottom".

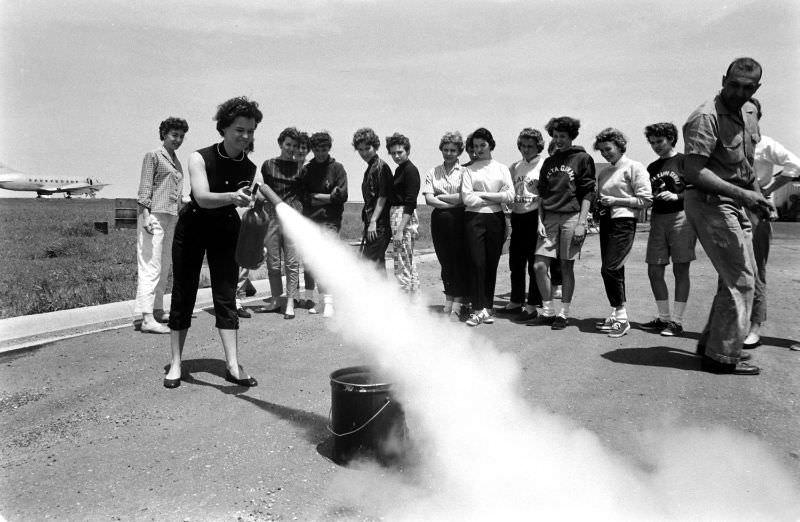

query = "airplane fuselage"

[{"left": 0, "top": 170, "right": 107, "bottom": 198}]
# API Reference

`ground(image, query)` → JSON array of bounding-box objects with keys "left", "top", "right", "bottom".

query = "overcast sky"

[{"left": 1, "top": 0, "right": 798, "bottom": 200}]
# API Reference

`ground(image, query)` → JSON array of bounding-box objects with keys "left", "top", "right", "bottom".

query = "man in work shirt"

[{"left": 681, "top": 57, "right": 773, "bottom": 375}]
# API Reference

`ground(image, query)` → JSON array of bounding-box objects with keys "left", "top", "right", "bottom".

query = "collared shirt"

[
  {"left": 754, "top": 135, "right": 800, "bottom": 188},
  {"left": 683, "top": 95, "right": 761, "bottom": 188},
  {"left": 422, "top": 162, "right": 466, "bottom": 198},
  {"left": 509, "top": 155, "right": 543, "bottom": 214},
  {"left": 137, "top": 146, "right": 183, "bottom": 215}
]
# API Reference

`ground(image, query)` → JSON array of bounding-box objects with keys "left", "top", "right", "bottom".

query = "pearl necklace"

[{"left": 217, "top": 143, "right": 245, "bottom": 162}]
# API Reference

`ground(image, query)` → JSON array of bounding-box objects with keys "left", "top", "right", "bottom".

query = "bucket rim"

[{"left": 330, "top": 365, "right": 393, "bottom": 390}]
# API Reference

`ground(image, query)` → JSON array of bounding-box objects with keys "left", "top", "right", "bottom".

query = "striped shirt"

[
  {"left": 137, "top": 146, "right": 183, "bottom": 215},
  {"left": 262, "top": 158, "right": 304, "bottom": 211},
  {"left": 422, "top": 162, "right": 466, "bottom": 198}
]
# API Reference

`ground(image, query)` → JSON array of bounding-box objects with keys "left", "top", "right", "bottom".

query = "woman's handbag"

[{"left": 235, "top": 181, "right": 269, "bottom": 269}]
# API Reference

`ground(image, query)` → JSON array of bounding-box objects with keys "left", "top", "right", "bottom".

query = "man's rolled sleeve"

[{"left": 683, "top": 114, "right": 717, "bottom": 158}]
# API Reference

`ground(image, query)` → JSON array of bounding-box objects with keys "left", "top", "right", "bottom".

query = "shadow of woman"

[
  {"left": 601, "top": 346, "right": 702, "bottom": 371},
  {"left": 174, "top": 358, "right": 337, "bottom": 462}
]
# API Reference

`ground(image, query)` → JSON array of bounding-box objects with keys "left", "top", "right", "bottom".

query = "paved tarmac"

[{"left": 1, "top": 224, "right": 798, "bottom": 521}]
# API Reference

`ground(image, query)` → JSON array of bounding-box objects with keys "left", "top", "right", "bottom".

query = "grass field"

[{"left": 0, "top": 199, "right": 432, "bottom": 319}]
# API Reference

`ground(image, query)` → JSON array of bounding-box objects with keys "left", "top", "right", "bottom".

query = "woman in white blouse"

[
  {"left": 593, "top": 128, "right": 652, "bottom": 338},
  {"left": 135, "top": 117, "right": 188, "bottom": 334},
  {"left": 460, "top": 128, "right": 514, "bottom": 326},
  {"left": 422, "top": 131, "right": 469, "bottom": 320}
]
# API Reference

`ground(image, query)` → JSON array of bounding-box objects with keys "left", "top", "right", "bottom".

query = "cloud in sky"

[{"left": 1, "top": 0, "right": 798, "bottom": 198}]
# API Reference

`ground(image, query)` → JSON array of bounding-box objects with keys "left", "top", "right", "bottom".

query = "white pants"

[{"left": 135, "top": 212, "right": 176, "bottom": 314}]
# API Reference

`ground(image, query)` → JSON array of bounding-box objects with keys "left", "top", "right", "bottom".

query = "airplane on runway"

[{"left": 0, "top": 164, "right": 108, "bottom": 198}]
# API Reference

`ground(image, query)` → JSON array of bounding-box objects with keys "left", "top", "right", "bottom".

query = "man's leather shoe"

[
  {"left": 701, "top": 356, "right": 760, "bottom": 375},
  {"left": 739, "top": 351, "right": 752, "bottom": 361},
  {"left": 237, "top": 307, "right": 252, "bottom": 319},
  {"left": 497, "top": 306, "right": 523, "bottom": 315}
]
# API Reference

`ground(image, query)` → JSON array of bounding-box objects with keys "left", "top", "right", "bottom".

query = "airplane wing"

[{"left": 61, "top": 183, "right": 108, "bottom": 194}]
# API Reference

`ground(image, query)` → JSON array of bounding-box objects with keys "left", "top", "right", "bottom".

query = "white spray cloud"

[{"left": 276, "top": 203, "right": 800, "bottom": 521}]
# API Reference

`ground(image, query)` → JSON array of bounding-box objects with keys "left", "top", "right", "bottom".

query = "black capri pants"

[
  {"left": 431, "top": 207, "right": 468, "bottom": 299},
  {"left": 465, "top": 210, "right": 506, "bottom": 310},
  {"left": 599, "top": 215, "right": 637, "bottom": 307},
  {"left": 168, "top": 203, "right": 241, "bottom": 331}
]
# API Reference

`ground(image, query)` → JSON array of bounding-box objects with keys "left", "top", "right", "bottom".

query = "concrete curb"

[{"left": 0, "top": 252, "right": 440, "bottom": 354}]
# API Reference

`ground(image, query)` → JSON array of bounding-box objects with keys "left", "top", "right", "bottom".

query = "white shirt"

[
  {"left": 754, "top": 136, "right": 800, "bottom": 188},
  {"left": 509, "top": 155, "right": 544, "bottom": 214}
]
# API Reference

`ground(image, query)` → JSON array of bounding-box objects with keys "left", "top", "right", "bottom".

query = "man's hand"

[{"left": 740, "top": 190, "right": 775, "bottom": 219}]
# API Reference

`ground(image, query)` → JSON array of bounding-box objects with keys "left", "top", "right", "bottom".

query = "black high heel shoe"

[{"left": 225, "top": 370, "right": 258, "bottom": 387}]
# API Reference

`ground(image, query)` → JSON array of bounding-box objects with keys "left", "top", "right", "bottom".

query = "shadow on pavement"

[
  {"left": 602, "top": 346, "right": 701, "bottom": 371},
  {"left": 173, "top": 358, "right": 337, "bottom": 462}
]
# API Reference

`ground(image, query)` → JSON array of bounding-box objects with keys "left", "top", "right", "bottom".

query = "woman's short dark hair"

[
  {"left": 544, "top": 116, "right": 580, "bottom": 139},
  {"left": 352, "top": 127, "right": 380, "bottom": 150},
  {"left": 214, "top": 97, "right": 263, "bottom": 136},
  {"left": 309, "top": 131, "right": 332, "bottom": 149},
  {"left": 439, "top": 131, "right": 464, "bottom": 153},
  {"left": 517, "top": 128, "right": 544, "bottom": 152},
  {"left": 465, "top": 133, "right": 475, "bottom": 152},
  {"left": 594, "top": 127, "right": 628, "bottom": 153},
  {"left": 278, "top": 127, "right": 301, "bottom": 146},
  {"left": 385, "top": 132, "right": 411, "bottom": 153},
  {"left": 643, "top": 122, "right": 679, "bottom": 147},
  {"left": 471, "top": 127, "right": 495, "bottom": 150},
  {"left": 297, "top": 132, "right": 310, "bottom": 148},
  {"left": 159, "top": 117, "right": 189, "bottom": 140}
]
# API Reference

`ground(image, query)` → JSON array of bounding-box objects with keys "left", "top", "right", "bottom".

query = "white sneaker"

[
  {"left": 323, "top": 304, "right": 334, "bottom": 318},
  {"left": 308, "top": 305, "right": 319, "bottom": 315}
]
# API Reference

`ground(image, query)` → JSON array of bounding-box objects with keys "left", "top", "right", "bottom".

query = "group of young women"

[{"left": 133, "top": 95, "right": 686, "bottom": 388}]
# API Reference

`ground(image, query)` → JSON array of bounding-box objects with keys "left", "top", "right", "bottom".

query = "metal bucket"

[{"left": 328, "top": 366, "right": 407, "bottom": 466}]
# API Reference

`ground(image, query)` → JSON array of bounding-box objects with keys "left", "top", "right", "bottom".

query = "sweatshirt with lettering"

[{"left": 538, "top": 146, "right": 596, "bottom": 213}]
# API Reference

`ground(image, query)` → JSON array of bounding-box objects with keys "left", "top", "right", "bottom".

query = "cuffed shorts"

[
  {"left": 645, "top": 210, "right": 697, "bottom": 265},
  {"left": 535, "top": 212, "right": 583, "bottom": 261}
]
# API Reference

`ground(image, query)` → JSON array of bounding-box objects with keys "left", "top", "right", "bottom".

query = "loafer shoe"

[
  {"left": 225, "top": 370, "right": 258, "bottom": 387},
  {"left": 536, "top": 314, "right": 557, "bottom": 326},
  {"left": 551, "top": 315, "right": 568, "bottom": 330},
  {"left": 497, "top": 306, "right": 522, "bottom": 315},
  {"left": 514, "top": 309, "right": 539, "bottom": 324},
  {"left": 660, "top": 321, "right": 683, "bottom": 337},
  {"left": 236, "top": 307, "right": 252, "bottom": 319},
  {"left": 163, "top": 377, "right": 181, "bottom": 389},
  {"left": 141, "top": 322, "right": 170, "bottom": 334},
  {"left": 641, "top": 318, "right": 669, "bottom": 331},
  {"left": 701, "top": 356, "right": 760, "bottom": 375}
]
